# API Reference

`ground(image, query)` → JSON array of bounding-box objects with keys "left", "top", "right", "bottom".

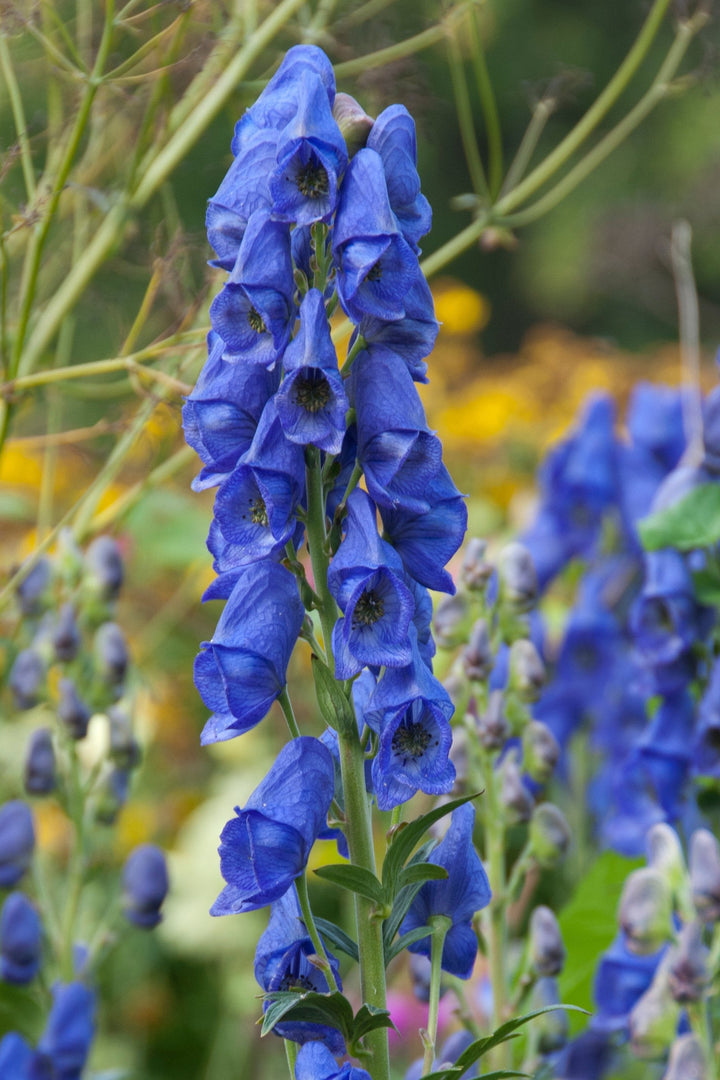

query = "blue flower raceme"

[
  {"left": 399, "top": 804, "right": 491, "bottom": 978},
  {"left": 211, "top": 737, "right": 335, "bottom": 914}
]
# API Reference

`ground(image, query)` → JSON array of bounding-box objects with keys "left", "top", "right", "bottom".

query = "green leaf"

[
  {"left": 453, "top": 1005, "right": 589, "bottom": 1071},
  {"left": 638, "top": 483, "right": 720, "bottom": 552},
  {"left": 384, "top": 924, "right": 433, "bottom": 965},
  {"left": 260, "top": 990, "right": 354, "bottom": 1040},
  {"left": 418, "top": 1069, "right": 463, "bottom": 1080},
  {"left": 692, "top": 564, "right": 720, "bottom": 606},
  {"left": 314, "top": 917, "right": 359, "bottom": 963},
  {"left": 397, "top": 863, "right": 449, "bottom": 889},
  {"left": 314, "top": 863, "right": 386, "bottom": 906},
  {"left": 350, "top": 1003, "right": 397, "bottom": 1047},
  {"left": 381, "top": 792, "right": 478, "bottom": 894},
  {"left": 311, "top": 655, "right": 356, "bottom": 735},
  {"left": 382, "top": 839, "right": 437, "bottom": 950}
]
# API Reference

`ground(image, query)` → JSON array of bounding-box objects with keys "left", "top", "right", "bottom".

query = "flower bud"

[
  {"left": 508, "top": 639, "right": 545, "bottom": 703},
  {"left": 332, "top": 92, "right": 374, "bottom": 157},
  {"left": 497, "top": 542, "right": 538, "bottom": 614},
  {"left": 0, "top": 801, "right": 35, "bottom": 887},
  {"left": 663, "top": 1034, "right": 707, "bottom": 1080},
  {"left": 122, "top": 844, "right": 169, "bottom": 929},
  {"left": 37, "top": 982, "right": 95, "bottom": 1078},
  {"left": 523, "top": 721, "right": 560, "bottom": 784},
  {"left": 689, "top": 828, "right": 720, "bottom": 922},
  {"left": 628, "top": 961, "right": 679, "bottom": 1059},
  {"left": 84, "top": 535, "right": 124, "bottom": 602},
  {"left": 24, "top": 728, "right": 56, "bottom": 796},
  {"left": 499, "top": 750, "right": 534, "bottom": 824},
  {"left": 51, "top": 602, "right": 81, "bottom": 663},
  {"left": 462, "top": 620, "right": 493, "bottom": 682},
  {"left": 667, "top": 920, "right": 708, "bottom": 1003},
  {"left": 9, "top": 648, "right": 46, "bottom": 710},
  {"left": 618, "top": 868, "right": 673, "bottom": 955},
  {"left": 434, "top": 593, "right": 470, "bottom": 649},
  {"left": 529, "top": 905, "right": 566, "bottom": 976},
  {"left": 108, "top": 705, "right": 142, "bottom": 771},
  {"left": 0, "top": 892, "right": 42, "bottom": 984},
  {"left": 476, "top": 690, "right": 509, "bottom": 751},
  {"left": 93, "top": 766, "right": 130, "bottom": 826},
  {"left": 57, "top": 678, "right": 92, "bottom": 740},
  {"left": 528, "top": 803, "right": 571, "bottom": 868},
  {"left": 94, "top": 622, "right": 128, "bottom": 685},
  {"left": 16, "top": 558, "right": 52, "bottom": 617},
  {"left": 647, "top": 823, "right": 686, "bottom": 891},
  {"left": 460, "top": 538, "right": 493, "bottom": 591}
]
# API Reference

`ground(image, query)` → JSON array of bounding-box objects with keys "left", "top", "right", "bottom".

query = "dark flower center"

[
  {"left": 248, "top": 307, "right": 267, "bottom": 334},
  {"left": 366, "top": 261, "right": 382, "bottom": 282},
  {"left": 293, "top": 370, "right": 331, "bottom": 413},
  {"left": 278, "top": 972, "right": 316, "bottom": 992},
  {"left": 352, "top": 588, "right": 384, "bottom": 628},
  {"left": 243, "top": 496, "right": 269, "bottom": 527},
  {"left": 295, "top": 160, "right": 330, "bottom": 199},
  {"left": 391, "top": 720, "right": 433, "bottom": 761}
]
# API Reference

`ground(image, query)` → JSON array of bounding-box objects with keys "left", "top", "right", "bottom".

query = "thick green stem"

[
  {"left": 422, "top": 916, "right": 451, "bottom": 1075},
  {"left": 304, "top": 447, "right": 338, "bottom": 664},
  {"left": 295, "top": 873, "right": 339, "bottom": 992}
]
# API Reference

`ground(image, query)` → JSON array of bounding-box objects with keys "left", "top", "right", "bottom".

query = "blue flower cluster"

[{"left": 0, "top": 982, "right": 95, "bottom": 1080}]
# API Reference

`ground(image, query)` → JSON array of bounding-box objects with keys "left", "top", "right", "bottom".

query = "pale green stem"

[
  {"left": 284, "top": 1039, "right": 298, "bottom": 1080},
  {"left": 446, "top": 31, "right": 489, "bottom": 199},
  {"left": 333, "top": 3, "right": 472, "bottom": 79},
  {"left": 0, "top": 36, "right": 37, "bottom": 202},
  {"left": 671, "top": 219, "right": 704, "bottom": 462},
  {"left": 481, "top": 751, "right": 510, "bottom": 1069},
  {"left": 304, "top": 447, "right": 338, "bottom": 665},
  {"left": 83, "top": 444, "right": 196, "bottom": 537},
  {"left": 469, "top": 11, "right": 503, "bottom": 197},
  {"left": 499, "top": 98, "right": 554, "bottom": 196},
  {"left": 295, "top": 873, "right": 339, "bottom": 992},
  {"left": 61, "top": 743, "right": 87, "bottom": 981},
  {"left": 423, "top": 916, "right": 452, "bottom": 1075},
  {"left": 278, "top": 687, "right": 302, "bottom": 740},
  {"left": 338, "top": 0, "right": 402, "bottom": 28}
]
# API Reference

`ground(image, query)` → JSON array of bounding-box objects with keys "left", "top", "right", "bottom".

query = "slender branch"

[
  {"left": 295, "top": 873, "right": 339, "bottom": 991},
  {"left": 278, "top": 687, "right": 302, "bottom": 740},
  {"left": 446, "top": 30, "right": 489, "bottom": 199},
  {"left": 671, "top": 219, "right": 704, "bottom": 462},
  {"left": 0, "top": 36, "right": 36, "bottom": 202},
  {"left": 333, "top": 3, "right": 472, "bottom": 79},
  {"left": 422, "top": 916, "right": 451, "bottom": 1075},
  {"left": 469, "top": 11, "right": 503, "bottom": 198},
  {"left": 500, "top": 98, "right": 554, "bottom": 197}
]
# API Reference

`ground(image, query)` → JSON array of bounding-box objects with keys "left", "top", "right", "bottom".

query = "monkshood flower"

[
  {"left": 212, "top": 398, "right": 306, "bottom": 566},
  {"left": 183, "top": 332, "right": 280, "bottom": 491},
  {"left": 195, "top": 561, "right": 304, "bottom": 744},
  {"left": 362, "top": 633, "right": 455, "bottom": 809},
  {"left": 0, "top": 800, "right": 35, "bottom": 887},
  {"left": 0, "top": 892, "right": 42, "bottom": 984},
  {"left": 366, "top": 104, "right": 431, "bottom": 252},
  {"left": 211, "top": 737, "right": 334, "bottom": 914},
  {"left": 351, "top": 348, "right": 442, "bottom": 514},
  {"left": 399, "top": 804, "right": 491, "bottom": 978},
  {"left": 255, "top": 887, "right": 344, "bottom": 1053},
  {"left": 275, "top": 289, "right": 349, "bottom": 454},
  {"left": 328, "top": 489, "right": 415, "bottom": 679},
  {"left": 295, "top": 1042, "right": 372, "bottom": 1080},
  {"left": 57, "top": 678, "right": 92, "bottom": 740},
  {"left": 689, "top": 829, "right": 720, "bottom": 921},
  {"left": 9, "top": 647, "right": 45, "bottom": 710},
  {"left": 209, "top": 211, "right": 295, "bottom": 368},
  {"left": 24, "top": 727, "right": 56, "bottom": 796},
  {"left": 693, "top": 656, "right": 720, "bottom": 778},
  {"left": 0, "top": 1033, "right": 34, "bottom": 1077},
  {"left": 84, "top": 535, "right": 124, "bottom": 601},
  {"left": 354, "top": 274, "right": 438, "bottom": 383},
  {"left": 635, "top": 691, "right": 695, "bottom": 817},
  {"left": 617, "top": 383, "right": 685, "bottom": 539},
  {"left": 36, "top": 981, "right": 96, "bottom": 1080},
  {"left": 591, "top": 932, "right": 666, "bottom": 1034},
  {"left": 333, "top": 148, "right": 419, "bottom": 322},
  {"left": 122, "top": 844, "right": 169, "bottom": 929}
]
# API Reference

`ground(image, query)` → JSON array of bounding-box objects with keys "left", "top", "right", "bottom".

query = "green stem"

[
  {"left": 278, "top": 687, "right": 302, "bottom": 740},
  {"left": 671, "top": 218, "right": 703, "bottom": 461},
  {"left": 284, "top": 1039, "right": 298, "bottom": 1080},
  {"left": 0, "top": 36, "right": 36, "bottom": 202},
  {"left": 333, "top": 2, "right": 472, "bottom": 78},
  {"left": 295, "top": 873, "right": 339, "bottom": 992},
  {"left": 469, "top": 12, "right": 503, "bottom": 198},
  {"left": 304, "top": 447, "right": 338, "bottom": 665},
  {"left": 481, "top": 751, "right": 510, "bottom": 1068},
  {"left": 500, "top": 99, "right": 554, "bottom": 197},
  {"left": 423, "top": 916, "right": 451, "bottom": 1075},
  {"left": 61, "top": 743, "right": 87, "bottom": 981},
  {"left": 446, "top": 31, "right": 489, "bottom": 199}
]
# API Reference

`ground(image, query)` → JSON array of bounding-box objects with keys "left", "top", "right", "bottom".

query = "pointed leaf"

[
  {"left": 315, "top": 863, "right": 386, "bottom": 906},
  {"left": 638, "top": 483, "right": 720, "bottom": 551},
  {"left": 312, "top": 655, "right": 356, "bottom": 734},
  {"left": 385, "top": 924, "right": 433, "bottom": 965},
  {"left": 397, "top": 863, "right": 449, "bottom": 889},
  {"left": 454, "top": 1005, "right": 589, "bottom": 1070},
  {"left": 382, "top": 793, "right": 478, "bottom": 893},
  {"left": 260, "top": 990, "right": 355, "bottom": 1040},
  {"left": 417, "top": 1069, "right": 463, "bottom": 1080},
  {"left": 351, "top": 1003, "right": 397, "bottom": 1044},
  {"left": 314, "top": 916, "right": 359, "bottom": 963}
]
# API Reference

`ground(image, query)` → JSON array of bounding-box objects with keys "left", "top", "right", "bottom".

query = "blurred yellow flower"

[{"left": 433, "top": 279, "right": 490, "bottom": 335}]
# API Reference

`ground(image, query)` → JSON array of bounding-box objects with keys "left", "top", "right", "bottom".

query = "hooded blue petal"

[
  {"left": 367, "top": 104, "right": 432, "bottom": 251},
  {"left": 355, "top": 275, "right": 438, "bottom": 383},
  {"left": 295, "top": 1042, "right": 372, "bottom": 1080},
  {"left": 37, "top": 982, "right": 95, "bottom": 1080}
]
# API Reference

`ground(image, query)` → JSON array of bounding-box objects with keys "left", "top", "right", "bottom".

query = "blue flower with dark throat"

[
  {"left": 366, "top": 104, "right": 431, "bottom": 251},
  {"left": 399, "top": 804, "right": 491, "bottom": 978},
  {"left": 211, "top": 737, "right": 335, "bottom": 914},
  {"left": 255, "top": 886, "right": 344, "bottom": 1053},
  {"left": 355, "top": 273, "right": 439, "bottom": 383},
  {"left": 270, "top": 70, "right": 347, "bottom": 225},
  {"left": 209, "top": 211, "right": 295, "bottom": 367},
  {"left": 333, "top": 149, "right": 419, "bottom": 322},
  {"left": 194, "top": 561, "right": 304, "bottom": 744},
  {"left": 275, "top": 289, "right": 349, "bottom": 454},
  {"left": 183, "top": 332, "right": 280, "bottom": 491},
  {"left": 630, "top": 549, "right": 712, "bottom": 669}
]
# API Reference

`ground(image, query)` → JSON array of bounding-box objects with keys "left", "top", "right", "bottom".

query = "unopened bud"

[
  {"left": 94, "top": 622, "right": 128, "bottom": 685},
  {"left": 122, "top": 844, "right": 169, "bottom": 930},
  {"left": 52, "top": 603, "right": 81, "bottom": 663},
  {"left": 667, "top": 921, "right": 708, "bottom": 1004},
  {"left": 647, "top": 823, "right": 686, "bottom": 888},
  {"left": 94, "top": 766, "right": 130, "bottom": 826},
  {"left": 476, "top": 690, "right": 509, "bottom": 750},
  {"left": 462, "top": 620, "right": 493, "bottom": 682},
  {"left": 629, "top": 960, "right": 679, "bottom": 1059},
  {"left": 9, "top": 649, "right": 46, "bottom": 711},
  {"left": 16, "top": 558, "right": 52, "bottom": 617},
  {"left": 57, "top": 679, "right": 92, "bottom": 740},
  {"left": 499, "top": 750, "right": 534, "bottom": 824},
  {"left": 498, "top": 542, "right": 538, "bottom": 614},
  {"left": 0, "top": 892, "right": 42, "bottom": 985},
  {"left": 84, "top": 536, "right": 124, "bottom": 602},
  {"left": 434, "top": 593, "right": 470, "bottom": 649},
  {"left": 0, "top": 801, "right": 35, "bottom": 887},
  {"left": 663, "top": 1034, "right": 707, "bottom": 1080},
  {"left": 332, "top": 92, "right": 374, "bottom": 156},
  {"left": 460, "top": 538, "right": 493, "bottom": 591},
  {"left": 618, "top": 868, "right": 673, "bottom": 955},
  {"left": 689, "top": 828, "right": 720, "bottom": 922},
  {"left": 529, "top": 905, "right": 566, "bottom": 976},
  {"left": 24, "top": 728, "right": 56, "bottom": 796},
  {"left": 529, "top": 803, "right": 571, "bottom": 868},
  {"left": 108, "top": 705, "right": 142, "bottom": 771},
  {"left": 509, "top": 639, "right": 545, "bottom": 703},
  {"left": 523, "top": 721, "right": 560, "bottom": 784}
]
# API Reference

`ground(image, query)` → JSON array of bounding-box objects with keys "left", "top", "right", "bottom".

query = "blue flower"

[
  {"left": 333, "top": 149, "right": 419, "bottom": 322},
  {"left": 693, "top": 657, "right": 720, "bottom": 778},
  {"left": 630, "top": 549, "right": 711, "bottom": 669},
  {"left": 194, "top": 561, "right": 304, "bottom": 744},
  {"left": 233, "top": 45, "right": 335, "bottom": 144},
  {"left": 24, "top": 727, "right": 56, "bottom": 796},
  {"left": 275, "top": 289, "right": 349, "bottom": 454},
  {"left": 1, "top": 892, "right": 42, "bottom": 984},
  {"left": 183, "top": 332, "right": 280, "bottom": 491},
  {"left": 354, "top": 273, "right": 438, "bottom": 383},
  {"left": 206, "top": 130, "right": 277, "bottom": 270},
  {"left": 37, "top": 981, "right": 96, "bottom": 1080},
  {"left": 0, "top": 1033, "right": 33, "bottom": 1078},
  {"left": 255, "top": 886, "right": 344, "bottom": 1053},
  {"left": 270, "top": 70, "right": 347, "bottom": 225},
  {"left": 351, "top": 348, "right": 442, "bottom": 514},
  {"left": 9, "top": 648, "right": 45, "bottom": 710},
  {"left": 366, "top": 104, "right": 431, "bottom": 251},
  {"left": 591, "top": 932, "right": 665, "bottom": 1035},
  {"left": 295, "top": 1042, "right": 372, "bottom": 1080},
  {"left": 211, "top": 737, "right": 335, "bottom": 914},
  {"left": 363, "top": 637, "right": 456, "bottom": 809},
  {"left": 122, "top": 844, "right": 169, "bottom": 929},
  {"left": 209, "top": 211, "right": 295, "bottom": 367},
  {"left": 635, "top": 691, "right": 694, "bottom": 816},
  {"left": 399, "top": 804, "right": 491, "bottom": 978},
  {"left": 0, "top": 801, "right": 35, "bottom": 888}
]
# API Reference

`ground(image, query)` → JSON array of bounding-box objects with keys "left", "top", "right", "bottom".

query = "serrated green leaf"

[
  {"left": 638, "top": 483, "right": 720, "bottom": 552},
  {"left": 314, "top": 863, "right": 386, "bottom": 906},
  {"left": 314, "top": 917, "right": 359, "bottom": 963},
  {"left": 397, "top": 862, "right": 449, "bottom": 889},
  {"left": 311, "top": 656, "right": 356, "bottom": 735},
  {"left": 260, "top": 990, "right": 354, "bottom": 1039},
  {"left": 384, "top": 924, "right": 433, "bottom": 965},
  {"left": 453, "top": 1005, "right": 589, "bottom": 1071},
  {"left": 382, "top": 792, "right": 478, "bottom": 894}
]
